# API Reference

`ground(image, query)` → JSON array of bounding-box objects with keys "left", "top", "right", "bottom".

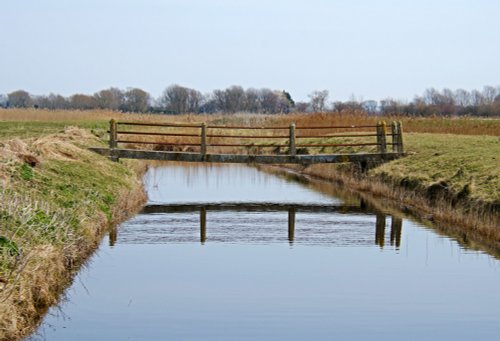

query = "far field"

[{"left": 1, "top": 108, "right": 499, "bottom": 211}]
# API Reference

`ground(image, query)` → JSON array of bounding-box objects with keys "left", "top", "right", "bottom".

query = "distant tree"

[
  {"left": 259, "top": 89, "right": 280, "bottom": 114},
  {"left": 294, "top": 101, "right": 309, "bottom": 112},
  {"left": 122, "top": 88, "right": 150, "bottom": 112},
  {"left": 454, "top": 89, "right": 471, "bottom": 107},
  {"left": 0, "top": 94, "right": 8, "bottom": 108},
  {"left": 50, "top": 94, "right": 69, "bottom": 109},
  {"left": 199, "top": 95, "right": 218, "bottom": 114},
  {"left": 470, "top": 90, "right": 484, "bottom": 107},
  {"left": 243, "top": 88, "right": 261, "bottom": 112},
  {"left": 308, "top": 90, "right": 329, "bottom": 112},
  {"left": 482, "top": 86, "right": 497, "bottom": 105},
  {"left": 94, "top": 88, "right": 124, "bottom": 110},
  {"left": 332, "top": 101, "right": 348, "bottom": 113},
  {"left": 160, "top": 85, "right": 189, "bottom": 114},
  {"left": 7, "top": 90, "right": 31, "bottom": 108},
  {"left": 380, "top": 98, "right": 406, "bottom": 115},
  {"left": 224, "top": 86, "right": 246, "bottom": 113},
  {"left": 33, "top": 95, "right": 50, "bottom": 109},
  {"left": 276, "top": 91, "right": 294, "bottom": 113},
  {"left": 159, "top": 84, "right": 203, "bottom": 114},
  {"left": 211, "top": 86, "right": 246, "bottom": 113},
  {"left": 69, "top": 94, "right": 98, "bottom": 110},
  {"left": 361, "top": 100, "right": 378, "bottom": 114},
  {"left": 282, "top": 91, "right": 295, "bottom": 108}
]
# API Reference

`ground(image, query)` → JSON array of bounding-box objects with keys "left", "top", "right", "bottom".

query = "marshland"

[{"left": 0, "top": 107, "right": 499, "bottom": 340}]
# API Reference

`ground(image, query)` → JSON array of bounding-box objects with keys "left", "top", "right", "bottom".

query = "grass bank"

[
  {"left": 0, "top": 127, "right": 146, "bottom": 340},
  {"left": 277, "top": 132, "right": 499, "bottom": 253}
]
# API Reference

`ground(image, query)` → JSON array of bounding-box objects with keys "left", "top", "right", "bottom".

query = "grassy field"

[{"left": 374, "top": 133, "right": 500, "bottom": 205}]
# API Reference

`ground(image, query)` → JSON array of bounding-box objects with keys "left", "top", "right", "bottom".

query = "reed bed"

[{"left": 2, "top": 109, "right": 499, "bottom": 137}]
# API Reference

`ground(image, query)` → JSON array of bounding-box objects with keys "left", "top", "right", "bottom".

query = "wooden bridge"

[{"left": 90, "top": 119, "right": 404, "bottom": 164}]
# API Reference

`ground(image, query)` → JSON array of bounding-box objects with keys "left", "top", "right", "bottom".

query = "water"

[{"left": 29, "top": 164, "right": 500, "bottom": 340}]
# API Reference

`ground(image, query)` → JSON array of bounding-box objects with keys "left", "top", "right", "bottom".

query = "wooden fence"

[{"left": 108, "top": 120, "right": 404, "bottom": 157}]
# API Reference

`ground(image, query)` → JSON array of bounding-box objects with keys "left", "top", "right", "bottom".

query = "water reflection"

[
  {"left": 288, "top": 208, "right": 295, "bottom": 244},
  {"left": 391, "top": 216, "right": 403, "bottom": 249},
  {"left": 111, "top": 202, "right": 403, "bottom": 248},
  {"left": 200, "top": 207, "right": 207, "bottom": 244},
  {"left": 374, "top": 214, "right": 404, "bottom": 250},
  {"left": 375, "top": 213, "right": 386, "bottom": 248},
  {"left": 29, "top": 164, "right": 500, "bottom": 341}
]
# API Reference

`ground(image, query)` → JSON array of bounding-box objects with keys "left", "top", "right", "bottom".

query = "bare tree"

[
  {"left": 470, "top": 89, "right": 484, "bottom": 107},
  {"left": 295, "top": 101, "right": 310, "bottom": 112},
  {"left": 187, "top": 88, "right": 203, "bottom": 113},
  {"left": 482, "top": 86, "right": 497, "bottom": 105},
  {"left": 454, "top": 89, "right": 470, "bottom": 107},
  {"left": 159, "top": 85, "right": 203, "bottom": 114},
  {"left": 243, "top": 88, "right": 261, "bottom": 112},
  {"left": 308, "top": 90, "right": 329, "bottom": 112},
  {"left": 160, "top": 85, "right": 189, "bottom": 114},
  {"left": 94, "top": 88, "right": 124, "bottom": 110},
  {"left": 361, "top": 100, "right": 378, "bottom": 114},
  {"left": 122, "top": 88, "right": 150, "bottom": 112},
  {"left": 7, "top": 90, "right": 32, "bottom": 108},
  {"left": 0, "top": 94, "right": 7, "bottom": 108},
  {"left": 69, "top": 94, "right": 98, "bottom": 110},
  {"left": 259, "top": 89, "right": 280, "bottom": 114},
  {"left": 224, "top": 86, "right": 246, "bottom": 113}
]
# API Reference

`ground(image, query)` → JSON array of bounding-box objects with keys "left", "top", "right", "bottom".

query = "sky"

[{"left": 1, "top": 0, "right": 500, "bottom": 102}]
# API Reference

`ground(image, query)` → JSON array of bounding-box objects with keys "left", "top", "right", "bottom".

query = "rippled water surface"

[{"left": 30, "top": 164, "right": 500, "bottom": 340}]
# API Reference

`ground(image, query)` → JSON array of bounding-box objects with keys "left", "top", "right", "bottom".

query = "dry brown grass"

[
  {"left": 0, "top": 128, "right": 147, "bottom": 340},
  {"left": 2, "top": 109, "right": 499, "bottom": 136}
]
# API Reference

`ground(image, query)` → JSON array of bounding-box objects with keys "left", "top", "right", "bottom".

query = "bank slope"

[{"left": 0, "top": 127, "right": 146, "bottom": 340}]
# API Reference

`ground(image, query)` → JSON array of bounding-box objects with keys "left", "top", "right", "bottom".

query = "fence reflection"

[
  {"left": 375, "top": 213, "right": 403, "bottom": 249},
  {"left": 137, "top": 202, "right": 403, "bottom": 248}
]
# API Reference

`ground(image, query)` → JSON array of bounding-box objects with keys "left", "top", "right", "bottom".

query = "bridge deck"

[{"left": 89, "top": 148, "right": 401, "bottom": 164}]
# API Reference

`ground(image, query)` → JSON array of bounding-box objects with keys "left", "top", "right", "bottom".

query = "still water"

[{"left": 30, "top": 164, "right": 500, "bottom": 340}]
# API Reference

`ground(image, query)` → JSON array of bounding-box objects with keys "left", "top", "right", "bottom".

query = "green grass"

[
  {"left": 0, "top": 127, "right": 145, "bottom": 339},
  {"left": 0, "top": 121, "right": 108, "bottom": 141},
  {"left": 372, "top": 133, "right": 500, "bottom": 205}
]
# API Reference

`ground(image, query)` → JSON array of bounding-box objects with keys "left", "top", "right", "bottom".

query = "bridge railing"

[{"left": 108, "top": 120, "right": 404, "bottom": 156}]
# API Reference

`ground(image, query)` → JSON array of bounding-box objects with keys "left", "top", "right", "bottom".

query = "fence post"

[
  {"left": 109, "top": 119, "right": 119, "bottom": 162},
  {"left": 391, "top": 121, "right": 398, "bottom": 153},
  {"left": 109, "top": 119, "right": 117, "bottom": 149},
  {"left": 289, "top": 123, "right": 296, "bottom": 156},
  {"left": 397, "top": 121, "right": 404, "bottom": 154},
  {"left": 376, "top": 121, "right": 387, "bottom": 154},
  {"left": 200, "top": 123, "right": 207, "bottom": 156}
]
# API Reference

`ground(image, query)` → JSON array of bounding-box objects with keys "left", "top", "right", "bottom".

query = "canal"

[{"left": 29, "top": 164, "right": 500, "bottom": 340}]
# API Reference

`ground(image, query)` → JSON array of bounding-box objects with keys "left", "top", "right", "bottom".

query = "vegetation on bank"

[
  {"left": 0, "top": 127, "right": 145, "bottom": 340},
  {"left": 374, "top": 133, "right": 499, "bottom": 206}
]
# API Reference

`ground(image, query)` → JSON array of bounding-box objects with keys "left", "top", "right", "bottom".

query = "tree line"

[{"left": 1, "top": 84, "right": 499, "bottom": 117}]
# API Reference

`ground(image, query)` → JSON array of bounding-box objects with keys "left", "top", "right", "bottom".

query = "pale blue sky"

[{"left": 1, "top": 0, "right": 499, "bottom": 102}]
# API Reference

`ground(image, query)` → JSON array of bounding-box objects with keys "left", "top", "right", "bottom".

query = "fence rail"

[
  {"left": 109, "top": 120, "right": 403, "bottom": 155},
  {"left": 99, "top": 119, "right": 404, "bottom": 163}
]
